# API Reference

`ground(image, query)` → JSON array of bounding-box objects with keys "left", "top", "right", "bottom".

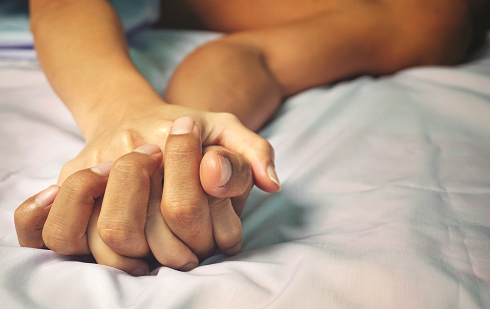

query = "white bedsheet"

[{"left": 1, "top": 4, "right": 490, "bottom": 308}]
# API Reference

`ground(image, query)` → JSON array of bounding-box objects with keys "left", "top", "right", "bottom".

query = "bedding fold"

[{"left": 0, "top": 5, "right": 489, "bottom": 308}]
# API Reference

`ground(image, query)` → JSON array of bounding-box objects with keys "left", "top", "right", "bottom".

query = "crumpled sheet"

[{"left": 1, "top": 3, "right": 490, "bottom": 308}]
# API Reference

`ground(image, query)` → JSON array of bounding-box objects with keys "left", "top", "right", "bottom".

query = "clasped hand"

[{"left": 15, "top": 116, "right": 280, "bottom": 275}]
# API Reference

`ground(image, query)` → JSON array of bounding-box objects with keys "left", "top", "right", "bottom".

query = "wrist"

[{"left": 76, "top": 77, "right": 167, "bottom": 142}]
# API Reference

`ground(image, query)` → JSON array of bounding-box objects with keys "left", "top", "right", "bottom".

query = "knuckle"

[
  {"left": 97, "top": 222, "right": 145, "bottom": 255},
  {"left": 208, "top": 196, "right": 229, "bottom": 213},
  {"left": 61, "top": 157, "right": 82, "bottom": 171},
  {"left": 97, "top": 225, "right": 133, "bottom": 248},
  {"left": 163, "top": 199, "right": 206, "bottom": 229},
  {"left": 42, "top": 226, "right": 79, "bottom": 255},
  {"left": 59, "top": 160, "right": 81, "bottom": 184},
  {"left": 14, "top": 206, "right": 31, "bottom": 229},
  {"left": 60, "top": 171, "right": 102, "bottom": 202},
  {"left": 60, "top": 161, "right": 75, "bottom": 176},
  {"left": 112, "top": 157, "right": 148, "bottom": 180},
  {"left": 217, "top": 112, "right": 239, "bottom": 124},
  {"left": 219, "top": 225, "right": 242, "bottom": 250},
  {"left": 156, "top": 248, "right": 191, "bottom": 268},
  {"left": 256, "top": 136, "right": 273, "bottom": 153},
  {"left": 63, "top": 170, "right": 93, "bottom": 192},
  {"left": 208, "top": 198, "right": 243, "bottom": 249},
  {"left": 114, "top": 127, "right": 139, "bottom": 152},
  {"left": 92, "top": 254, "right": 128, "bottom": 271},
  {"left": 244, "top": 135, "right": 274, "bottom": 160}
]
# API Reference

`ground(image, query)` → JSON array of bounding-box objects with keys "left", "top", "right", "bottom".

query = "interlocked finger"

[
  {"left": 146, "top": 168, "right": 199, "bottom": 271},
  {"left": 42, "top": 162, "right": 113, "bottom": 255},
  {"left": 88, "top": 198, "right": 150, "bottom": 276},
  {"left": 161, "top": 116, "right": 215, "bottom": 260},
  {"left": 15, "top": 185, "right": 60, "bottom": 249},
  {"left": 200, "top": 145, "right": 253, "bottom": 215},
  {"left": 200, "top": 145, "right": 255, "bottom": 255},
  {"left": 97, "top": 144, "right": 163, "bottom": 258}
]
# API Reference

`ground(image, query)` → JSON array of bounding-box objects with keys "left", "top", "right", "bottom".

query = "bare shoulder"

[
  {"left": 381, "top": 0, "right": 489, "bottom": 57},
  {"left": 157, "top": 0, "right": 363, "bottom": 32}
]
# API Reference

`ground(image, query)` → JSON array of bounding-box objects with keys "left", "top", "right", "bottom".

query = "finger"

[
  {"left": 202, "top": 112, "right": 281, "bottom": 193},
  {"left": 14, "top": 185, "right": 59, "bottom": 249},
  {"left": 201, "top": 146, "right": 253, "bottom": 255},
  {"left": 97, "top": 144, "right": 163, "bottom": 258},
  {"left": 230, "top": 191, "right": 252, "bottom": 217},
  {"left": 208, "top": 196, "right": 243, "bottom": 256},
  {"left": 42, "top": 162, "right": 113, "bottom": 255},
  {"left": 161, "top": 116, "right": 215, "bottom": 260},
  {"left": 200, "top": 145, "right": 253, "bottom": 200},
  {"left": 146, "top": 168, "right": 199, "bottom": 271},
  {"left": 88, "top": 198, "right": 150, "bottom": 276}
]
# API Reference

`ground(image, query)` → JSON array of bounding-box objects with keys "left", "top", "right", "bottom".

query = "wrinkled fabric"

[{"left": 1, "top": 4, "right": 490, "bottom": 308}]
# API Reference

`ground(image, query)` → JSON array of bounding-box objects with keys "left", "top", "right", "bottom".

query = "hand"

[
  {"left": 15, "top": 118, "right": 258, "bottom": 274},
  {"left": 60, "top": 102, "right": 280, "bottom": 194}
]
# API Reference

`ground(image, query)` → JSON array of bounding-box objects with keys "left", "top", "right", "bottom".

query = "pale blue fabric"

[
  {"left": 0, "top": 0, "right": 159, "bottom": 59},
  {"left": 0, "top": 2, "right": 489, "bottom": 308}
]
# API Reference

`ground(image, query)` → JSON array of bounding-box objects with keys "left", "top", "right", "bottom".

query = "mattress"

[{"left": 1, "top": 1, "right": 489, "bottom": 308}]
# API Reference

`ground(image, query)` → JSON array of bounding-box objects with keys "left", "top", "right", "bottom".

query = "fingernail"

[
  {"left": 91, "top": 161, "right": 114, "bottom": 177},
  {"left": 218, "top": 155, "right": 232, "bottom": 187},
  {"left": 171, "top": 116, "right": 195, "bottom": 135},
  {"left": 225, "top": 242, "right": 242, "bottom": 256},
  {"left": 267, "top": 165, "right": 281, "bottom": 192},
  {"left": 133, "top": 144, "right": 161, "bottom": 155},
  {"left": 180, "top": 262, "right": 198, "bottom": 272},
  {"left": 35, "top": 185, "right": 59, "bottom": 207},
  {"left": 130, "top": 268, "right": 149, "bottom": 276}
]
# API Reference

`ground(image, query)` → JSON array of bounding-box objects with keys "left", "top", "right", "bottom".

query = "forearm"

[
  {"left": 222, "top": 8, "right": 392, "bottom": 97},
  {"left": 30, "top": 0, "right": 162, "bottom": 139},
  {"left": 166, "top": 0, "right": 475, "bottom": 131},
  {"left": 224, "top": 1, "right": 474, "bottom": 96},
  {"left": 164, "top": 41, "right": 284, "bottom": 131},
  {"left": 165, "top": 5, "right": 397, "bottom": 130}
]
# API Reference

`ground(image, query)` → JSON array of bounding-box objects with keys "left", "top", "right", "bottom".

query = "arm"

[
  {"left": 25, "top": 0, "right": 280, "bottom": 271},
  {"left": 164, "top": 0, "right": 476, "bottom": 131},
  {"left": 30, "top": 0, "right": 278, "bottom": 192},
  {"left": 30, "top": 0, "right": 162, "bottom": 140}
]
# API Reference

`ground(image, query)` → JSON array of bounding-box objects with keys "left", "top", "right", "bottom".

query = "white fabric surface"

[{"left": 1, "top": 4, "right": 490, "bottom": 308}]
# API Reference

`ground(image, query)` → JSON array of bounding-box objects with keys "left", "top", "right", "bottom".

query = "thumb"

[
  {"left": 200, "top": 145, "right": 253, "bottom": 198},
  {"left": 202, "top": 112, "right": 281, "bottom": 193},
  {"left": 14, "top": 185, "right": 59, "bottom": 248}
]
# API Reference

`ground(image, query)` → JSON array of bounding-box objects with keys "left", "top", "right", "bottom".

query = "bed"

[{"left": 1, "top": 1, "right": 489, "bottom": 308}]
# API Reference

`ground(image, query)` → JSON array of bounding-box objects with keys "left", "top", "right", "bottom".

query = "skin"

[
  {"left": 164, "top": 0, "right": 489, "bottom": 130},
  {"left": 23, "top": 0, "right": 279, "bottom": 273},
  {"left": 15, "top": 118, "right": 254, "bottom": 274},
  {"left": 17, "top": 0, "right": 489, "bottom": 273}
]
